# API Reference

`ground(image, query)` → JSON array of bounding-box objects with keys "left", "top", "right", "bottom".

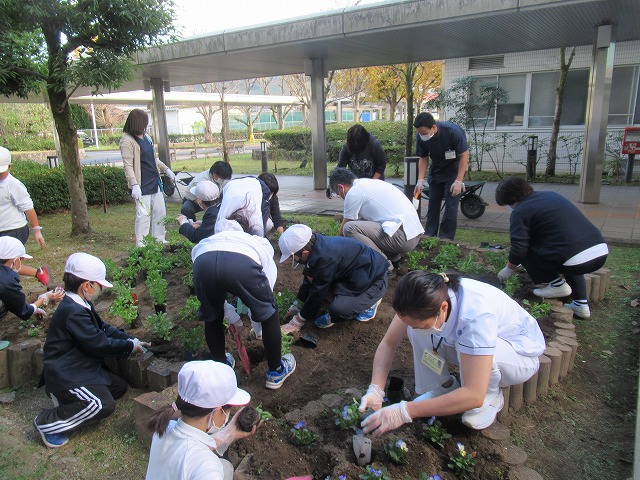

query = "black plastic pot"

[
  {"left": 387, "top": 376, "right": 405, "bottom": 404},
  {"left": 154, "top": 304, "right": 167, "bottom": 314}
]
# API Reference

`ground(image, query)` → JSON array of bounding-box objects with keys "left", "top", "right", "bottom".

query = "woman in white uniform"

[
  {"left": 145, "top": 361, "right": 255, "bottom": 480},
  {"left": 360, "top": 271, "right": 545, "bottom": 435}
]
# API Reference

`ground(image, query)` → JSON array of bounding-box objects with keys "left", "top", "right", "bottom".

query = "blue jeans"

[{"left": 425, "top": 180, "right": 461, "bottom": 240}]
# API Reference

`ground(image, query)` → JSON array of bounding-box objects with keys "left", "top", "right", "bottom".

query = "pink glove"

[{"left": 361, "top": 400, "right": 412, "bottom": 437}]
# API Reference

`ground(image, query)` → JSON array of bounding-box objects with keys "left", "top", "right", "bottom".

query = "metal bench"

[{"left": 226, "top": 139, "right": 245, "bottom": 153}]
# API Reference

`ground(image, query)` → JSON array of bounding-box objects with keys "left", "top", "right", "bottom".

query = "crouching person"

[{"left": 34, "top": 253, "right": 149, "bottom": 448}]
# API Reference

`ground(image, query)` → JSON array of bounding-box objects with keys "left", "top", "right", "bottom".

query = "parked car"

[{"left": 77, "top": 131, "right": 94, "bottom": 147}]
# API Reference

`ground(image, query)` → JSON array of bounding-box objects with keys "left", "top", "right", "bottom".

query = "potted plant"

[
  {"left": 175, "top": 325, "right": 204, "bottom": 360},
  {"left": 146, "top": 270, "right": 168, "bottom": 313},
  {"left": 109, "top": 281, "right": 139, "bottom": 327}
]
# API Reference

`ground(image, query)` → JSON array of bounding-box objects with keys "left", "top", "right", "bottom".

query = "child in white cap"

[
  {"left": 0, "top": 237, "right": 63, "bottom": 349},
  {"left": 176, "top": 180, "right": 220, "bottom": 243},
  {"left": 145, "top": 361, "right": 255, "bottom": 480},
  {"left": 34, "top": 253, "right": 150, "bottom": 448}
]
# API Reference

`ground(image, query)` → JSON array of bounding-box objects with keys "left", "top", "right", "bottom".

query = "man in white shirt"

[{"left": 328, "top": 168, "right": 423, "bottom": 269}]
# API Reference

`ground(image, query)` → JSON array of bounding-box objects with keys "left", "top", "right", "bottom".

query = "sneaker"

[
  {"left": 282, "top": 315, "right": 305, "bottom": 334},
  {"left": 564, "top": 302, "right": 591, "bottom": 319},
  {"left": 413, "top": 375, "right": 460, "bottom": 401},
  {"left": 265, "top": 353, "right": 296, "bottom": 390},
  {"left": 249, "top": 328, "right": 262, "bottom": 341},
  {"left": 34, "top": 418, "right": 69, "bottom": 448},
  {"left": 0, "top": 340, "right": 9, "bottom": 350},
  {"left": 355, "top": 299, "right": 382, "bottom": 322},
  {"left": 314, "top": 313, "right": 334, "bottom": 329},
  {"left": 461, "top": 389, "right": 504, "bottom": 430},
  {"left": 36, "top": 265, "right": 50, "bottom": 287},
  {"left": 533, "top": 282, "right": 571, "bottom": 298},
  {"left": 225, "top": 352, "right": 235, "bottom": 369}
]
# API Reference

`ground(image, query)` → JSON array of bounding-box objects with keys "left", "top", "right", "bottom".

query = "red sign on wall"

[{"left": 622, "top": 127, "right": 640, "bottom": 155}]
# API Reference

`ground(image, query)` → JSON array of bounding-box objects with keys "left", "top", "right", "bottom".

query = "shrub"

[
  {"left": 146, "top": 270, "right": 168, "bottom": 306},
  {"left": 264, "top": 127, "right": 311, "bottom": 152},
  {"left": 179, "top": 296, "right": 200, "bottom": 323},
  {"left": 175, "top": 325, "right": 204, "bottom": 353},
  {"left": 109, "top": 281, "right": 138, "bottom": 326},
  {"left": 144, "top": 312, "right": 174, "bottom": 341}
]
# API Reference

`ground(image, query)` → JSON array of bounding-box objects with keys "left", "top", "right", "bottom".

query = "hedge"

[{"left": 12, "top": 160, "right": 131, "bottom": 214}]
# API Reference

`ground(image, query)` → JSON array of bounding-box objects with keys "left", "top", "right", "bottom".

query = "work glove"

[
  {"left": 131, "top": 185, "right": 142, "bottom": 201},
  {"left": 450, "top": 180, "right": 464, "bottom": 196},
  {"left": 282, "top": 313, "right": 305, "bottom": 334},
  {"left": 359, "top": 384, "right": 385, "bottom": 412},
  {"left": 165, "top": 169, "right": 176, "bottom": 182},
  {"left": 413, "top": 179, "right": 424, "bottom": 198},
  {"left": 284, "top": 301, "right": 300, "bottom": 322},
  {"left": 361, "top": 400, "right": 412, "bottom": 437},
  {"left": 497, "top": 265, "right": 516, "bottom": 282}
]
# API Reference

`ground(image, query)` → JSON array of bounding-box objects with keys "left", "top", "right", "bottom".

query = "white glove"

[
  {"left": 131, "top": 185, "right": 142, "bottom": 201},
  {"left": 413, "top": 180, "right": 424, "bottom": 198},
  {"left": 450, "top": 180, "right": 464, "bottom": 196},
  {"left": 165, "top": 169, "right": 176, "bottom": 182},
  {"left": 359, "top": 384, "right": 385, "bottom": 412},
  {"left": 177, "top": 214, "right": 189, "bottom": 226},
  {"left": 130, "top": 338, "right": 149, "bottom": 354},
  {"left": 361, "top": 400, "right": 412, "bottom": 437},
  {"left": 284, "top": 303, "right": 300, "bottom": 322},
  {"left": 224, "top": 301, "right": 243, "bottom": 328},
  {"left": 497, "top": 265, "right": 516, "bottom": 282},
  {"left": 31, "top": 306, "right": 47, "bottom": 318}
]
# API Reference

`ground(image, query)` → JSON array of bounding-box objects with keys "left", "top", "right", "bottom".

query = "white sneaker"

[
  {"left": 564, "top": 302, "right": 591, "bottom": 319},
  {"left": 414, "top": 375, "right": 460, "bottom": 401},
  {"left": 461, "top": 389, "right": 504, "bottom": 430},
  {"left": 533, "top": 282, "right": 572, "bottom": 298}
]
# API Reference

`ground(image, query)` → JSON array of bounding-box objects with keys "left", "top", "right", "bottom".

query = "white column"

[
  {"left": 305, "top": 59, "right": 327, "bottom": 190},
  {"left": 150, "top": 78, "right": 171, "bottom": 167}
]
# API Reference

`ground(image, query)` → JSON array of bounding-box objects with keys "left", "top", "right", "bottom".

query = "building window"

[
  {"left": 528, "top": 69, "right": 589, "bottom": 126},
  {"left": 496, "top": 74, "right": 526, "bottom": 127},
  {"left": 609, "top": 65, "right": 639, "bottom": 125}
]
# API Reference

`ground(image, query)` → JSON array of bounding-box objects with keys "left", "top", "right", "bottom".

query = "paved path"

[{"left": 167, "top": 174, "right": 640, "bottom": 245}]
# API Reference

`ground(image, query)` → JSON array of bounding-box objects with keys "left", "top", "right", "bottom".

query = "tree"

[
  {"left": 285, "top": 72, "right": 336, "bottom": 126},
  {"left": 546, "top": 47, "right": 576, "bottom": 177},
  {"left": 265, "top": 76, "right": 295, "bottom": 130},
  {"left": 187, "top": 83, "right": 221, "bottom": 143},
  {"left": 233, "top": 78, "right": 265, "bottom": 142},
  {"left": 0, "top": 0, "right": 175, "bottom": 235},
  {"left": 367, "top": 66, "right": 405, "bottom": 120},
  {"left": 332, "top": 68, "right": 370, "bottom": 121},
  {"left": 84, "top": 104, "right": 127, "bottom": 129}
]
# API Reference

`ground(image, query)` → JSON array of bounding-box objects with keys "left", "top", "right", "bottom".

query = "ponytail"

[{"left": 145, "top": 396, "right": 214, "bottom": 437}]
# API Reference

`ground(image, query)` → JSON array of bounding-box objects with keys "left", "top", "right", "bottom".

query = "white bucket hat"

[
  {"left": 64, "top": 252, "right": 113, "bottom": 288},
  {"left": 0, "top": 236, "right": 32, "bottom": 260},
  {"left": 0, "top": 147, "right": 12, "bottom": 173},
  {"left": 278, "top": 224, "right": 312, "bottom": 263},
  {"left": 178, "top": 360, "right": 250, "bottom": 408}
]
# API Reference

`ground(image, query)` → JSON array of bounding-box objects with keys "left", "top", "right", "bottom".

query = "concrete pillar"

[
  {"left": 150, "top": 78, "right": 172, "bottom": 168},
  {"left": 277, "top": 105, "right": 284, "bottom": 130},
  {"left": 119, "top": 351, "right": 154, "bottom": 389},
  {"left": 0, "top": 345, "right": 9, "bottom": 389},
  {"left": 8, "top": 339, "right": 40, "bottom": 388},
  {"left": 147, "top": 359, "right": 173, "bottom": 392},
  {"left": 336, "top": 101, "right": 343, "bottom": 123},
  {"left": 579, "top": 24, "right": 616, "bottom": 204},
  {"left": 133, "top": 391, "right": 172, "bottom": 447},
  {"left": 305, "top": 58, "right": 327, "bottom": 190}
]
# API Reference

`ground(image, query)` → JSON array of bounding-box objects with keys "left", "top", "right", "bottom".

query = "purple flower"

[
  {"left": 342, "top": 405, "right": 349, "bottom": 419},
  {"left": 428, "top": 475, "right": 443, "bottom": 480},
  {"left": 428, "top": 416, "right": 436, "bottom": 425},
  {"left": 294, "top": 421, "right": 305, "bottom": 430},
  {"left": 339, "top": 476, "right": 346, "bottom": 480}
]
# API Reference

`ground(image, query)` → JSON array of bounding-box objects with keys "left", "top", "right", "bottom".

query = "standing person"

[
  {"left": 192, "top": 227, "right": 296, "bottom": 390},
  {"left": 177, "top": 181, "right": 220, "bottom": 244},
  {"left": 120, "top": 109, "right": 176, "bottom": 246},
  {"left": 180, "top": 161, "right": 232, "bottom": 221},
  {"left": 337, "top": 124, "right": 387, "bottom": 180},
  {"left": 0, "top": 237, "right": 64, "bottom": 349},
  {"left": 359, "top": 271, "right": 545, "bottom": 435},
  {"left": 145, "top": 361, "right": 255, "bottom": 480},
  {"left": 257, "top": 173, "right": 285, "bottom": 234},
  {"left": 495, "top": 177, "right": 608, "bottom": 319},
  {"left": 0, "top": 146, "right": 51, "bottom": 285},
  {"left": 328, "top": 168, "right": 423, "bottom": 270},
  {"left": 34, "top": 253, "right": 149, "bottom": 448},
  {"left": 279, "top": 224, "right": 389, "bottom": 332},
  {"left": 215, "top": 177, "right": 266, "bottom": 237},
  {"left": 413, "top": 112, "right": 469, "bottom": 240}
]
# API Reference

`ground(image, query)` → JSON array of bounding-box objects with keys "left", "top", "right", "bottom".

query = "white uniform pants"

[{"left": 135, "top": 191, "right": 166, "bottom": 246}]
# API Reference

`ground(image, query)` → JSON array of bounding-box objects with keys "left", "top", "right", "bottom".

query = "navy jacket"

[
  {"left": 415, "top": 121, "right": 468, "bottom": 183},
  {"left": 0, "top": 264, "right": 35, "bottom": 321},
  {"left": 43, "top": 296, "right": 133, "bottom": 392},
  {"left": 179, "top": 205, "right": 219, "bottom": 244},
  {"left": 297, "top": 234, "right": 389, "bottom": 320},
  {"left": 508, "top": 191, "right": 605, "bottom": 266}
]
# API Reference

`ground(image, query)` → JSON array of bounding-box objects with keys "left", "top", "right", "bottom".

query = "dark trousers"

[
  {"left": 522, "top": 254, "right": 608, "bottom": 300},
  {"left": 0, "top": 224, "right": 30, "bottom": 244},
  {"left": 329, "top": 274, "right": 388, "bottom": 322},
  {"left": 425, "top": 180, "right": 461, "bottom": 240},
  {"left": 35, "top": 371, "right": 128, "bottom": 435},
  {"left": 181, "top": 198, "right": 203, "bottom": 221},
  {"left": 194, "top": 251, "right": 282, "bottom": 371}
]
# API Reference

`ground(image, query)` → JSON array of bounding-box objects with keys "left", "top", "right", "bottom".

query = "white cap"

[
  {"left": 190, "top": 180, "right": 220, "bottom": 202},
  {"left": 0, "top": 237, "right": 32, "bottom": 260},
  {"left": 278, "top": 224, "right": 312, "bottom": 263},
  {"left": 0, "top": 147, "right": 11, "bottom": 173},
  {"left": 64, "top": 252, "right": 113, "bottom": 288},
  {"left": 178, "top": 360, "right": 250, "bottom": 408}
]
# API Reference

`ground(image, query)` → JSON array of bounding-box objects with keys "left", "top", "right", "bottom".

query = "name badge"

[
  {"left": 445, "top": 150, "right": 456, "bottom": 160},
  {"left": 422, "top": 349, "right": 445, "bottom": 375}
]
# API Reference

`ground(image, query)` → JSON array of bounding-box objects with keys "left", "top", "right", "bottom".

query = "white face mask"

[
  {"left": 419, "top": 134, "right": 433, "bottom": 142},
  {"left": 206, "top": 407, "right": 230, "bottom": 435},
  {"left": 10, "top": 258, "right": 21, "bottom": 273},
  {"left": 430, "top": 311, "right": 445, "bottom": 333}
]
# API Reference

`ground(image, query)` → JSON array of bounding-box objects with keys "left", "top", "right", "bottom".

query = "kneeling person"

[{"left": 177, "top": 181, "right": 220, "bottom": 244}]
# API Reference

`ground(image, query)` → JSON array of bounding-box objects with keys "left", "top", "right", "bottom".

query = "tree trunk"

[
  {"left": 404, "top": 65, "right": 417, "bottom": 157},
  {"left": 47, "top": 86, "right": 91, "bottom": 235},
  {"left": 546, "top": 47, "right": 575, "bottom": 177}
]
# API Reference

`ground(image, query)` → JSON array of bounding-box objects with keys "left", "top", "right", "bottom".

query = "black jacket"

[
  {"left": 43, "top": 295, "right": 133, "bottom": 392},
  {"left": 297, "top": 234, "right": 389, "bottom": 320},
  {"left": 508, "top": 191, "right": 605, "bottom": 266},
  {"left": 0, "top": 264, "right": 35, "bottom": 321},
  {"left": 179, "top": 204, "right": 219, "bottom": 244}
]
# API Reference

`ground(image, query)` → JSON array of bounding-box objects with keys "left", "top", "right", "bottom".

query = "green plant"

[
  {"left": 334, "top": 399, "right": 362, "bottom": 431},
  {"left": 433, "top": 244, "right": 461, "bottom": 271},
  {"left": 522, "top": 299, "right": 552, "bottom": 320},
  {"left": 182, "top": 270, "right": 194, "bottom": 289},
  {"left": 359, "top": 465, "right": 391, "bottom": 480},
  {"left": 456, "top": 253, "right": 483, "bottom": 274},
  {"left": 502, "top": 275, "right": 520, "bottom": 297},
  {"left": 281, "top": 333, "right": 294, "bottom": 356},
  {"left": 28, "top": 326, "right": 41, "bottom": 337},
  {"left": 109, "top": 281, "right": 139, "bottom": 326},
  {"left": 483, "top": 250, "right": 508, "bottom": 273},
  {"left": 384, "top": 438, "right": 409, "bottom": 464},
  {"left": 179, "top": 296, "right": 200, "bottom": 323},
  {"left": 256, "top": 404, "right": 273, "bottom": 422},
  {"left": 422, "top": 416, "right": 452, "bottom": 448},
  {"left": 275, "top": 289, "right": 298, "bottom": 324},
  {"left": 146, "top": 270, "right": 168, "bottom": 306},
  {"left": 447, "top": 442, "right": 477, "bottom": 478},
  {"left": 406, "top": 250, "right": 427, "bottom": 271},
  {"left": 144, "top": 312, "right": 174, "bottom": 341},
  {"left": 290, "top": 421, "right": 316, "bottom": 446},
  {"left": 420, "top": 237, "right": 439, "bottom": 250},
  {"left": 175, "top": 325, "right": 204, "bottom": 353}
]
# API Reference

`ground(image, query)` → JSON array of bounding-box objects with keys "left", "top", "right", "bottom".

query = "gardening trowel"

[{"left": 229, "top": 324, "right": 251, "bottom": 376}]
